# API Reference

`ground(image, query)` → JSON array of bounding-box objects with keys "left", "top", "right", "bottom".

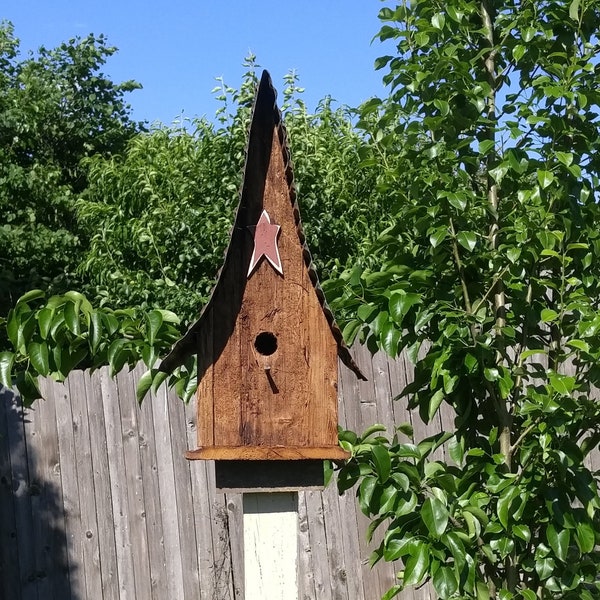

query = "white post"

[{"left": 243, "top": 492, "right": 298, "bottom": 600}]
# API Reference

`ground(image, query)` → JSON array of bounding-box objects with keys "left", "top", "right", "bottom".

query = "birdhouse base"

[
  {"left": 215, "top": 460, "right": 326, "bottom": 491},
  {"left": 185, "top": 445, "right": 350, "bottom": 461}
]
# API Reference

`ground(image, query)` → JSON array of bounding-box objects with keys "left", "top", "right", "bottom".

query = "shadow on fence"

[{"left": 0, "top": 385, "right": 74, "bottom": 600}]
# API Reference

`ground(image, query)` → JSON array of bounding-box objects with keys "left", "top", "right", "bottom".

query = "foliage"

[
  {"left": 0, "top": 289, "right": 196, "bottom": 406},
  {"left": 74, "top": 59, "right": 390, "bottom": 323},
  {"left": 0, "top": 22, "right": 143, "bottom": 315},
  {"left": 330, "top": 1, "right": 600, "bottom": 598},
  {"left": 1, "top": 43, "right": 388, "bottom": 404}
]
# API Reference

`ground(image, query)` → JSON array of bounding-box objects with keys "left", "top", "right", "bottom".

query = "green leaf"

[
  {"left": 342, "top": 320, "right": 362, "bottom": 345},
  {"left": 16, "top": 289, "right": 45, "bottom": 307},
  {"left": 136, "top": 370, "right": 153, "bottom": 404},
  {"left": 498, "top": 486, "right": 519, "bottom": 529},
  {"left": 537, "top": 170, "right": 554, "bottom": 189},
  {"left": 520, "top": 590, "right": 537, "bottom": 600},
  {"left": 575, "top": 521, "right": 594, "bottom": 553},
  {"left": 362, "top": 424, "right": 387, "bottom": 440},
  {"left": 484, "top": 367, "right": 499, "bottom": 381},
  {"left": 0, "top": 351, "right": 15, "bottom": 388},
  {"left": 540, "top": 309, "right": 559, "bottom": 322},
  {"left": 535, "top": 556, "right": 555, "bottom": 580},
  {"left": 546, "top": 524, "right": 569, "bottom": 562},
  {"left": 403, "top": 541, "right": 429, "bottom": 586},
  {"left": 37, "top": 308, "right": 54, "bottom": 340},
  {"left": 421, "top": 497, "right": 449, "bottom": 537},
  {"left": 479, "top": 139, "right": 495, "bottom": 155},
  {"left": 566, "top": 339, "right": 589, "bottom": 353},
  {"left": 428, "top": 389, "right": 444, "bottom": 421},
  {"left": 89, "top": 311, "right": 102, "bottom": 354},
  {"left": 357, "top": 303, "right": 378, "bottom": 322},
  {"left": 146, "top": 309, "right": 163, "bottom": 345},
  {"left": 512, "top": 44, "right": 526, "bottom": 62},
  {"left": 16, "top": 370, "right": 42, "bottom": 405},
  {"left": 358, "top": 476, "right": 378, "bottom": 515},
  {"left": 569, "top": 0, "right": 580, "bottom": 20},
  {"left": 7, "top": 309, "right": 21, "bottom": 350},
  {"left": 64, "top": 301, "right": 80, "bottom": 336},
  {"left": 372, "top": 444, "right": 391, "bottom": 483},
  {"left": 380, "top": 321, "right": 400, "bottom": 357},
  {"left": 556, "top": 151, "right": 573, "bottom": 167},
  {"left": 28, "top": 341, "right": 49, "bottom": 376},
  {"left": 389, "top": 292, "right": 421, "bottom": 325},
  {"left": 381, "top": 585, "right": 402, "bottom": 600},
  {"left": 107, "top": 339, "right": 127, "bottom": 377},
  {"left": 548, "top": 372, "right": 575, "bottom": 396},
  {"left": 519, "top": 349, "right": 547, "bottom": 360},
  {"left": 151, "top": 369, "right": 169, "bottom": 393},
  {"left": 429, "top": 227, "right": 448, "bottom": 247},
  {"left": 456, "top": 231, "right": 477, "bottom": 252},
  {"left": 497, "top": 367, "right": 513, "bottom": 400},
  {"left": 156, "top": 309, "right": 180, "bottom": 324},
  {"left": 433, "top": 565, "right": 458, "bottom": 599},
  {"left": 431, "top": 13, "right": 445, "bottom": 29}
]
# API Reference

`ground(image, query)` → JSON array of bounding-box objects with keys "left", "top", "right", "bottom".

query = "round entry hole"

[{"left": 254, "top": 332, "right": 278, "bottom": 356}]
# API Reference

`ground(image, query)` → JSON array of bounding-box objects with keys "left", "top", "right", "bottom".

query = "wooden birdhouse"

[{"left": 160, "top": 70, "right": 365, "bottom": 477}]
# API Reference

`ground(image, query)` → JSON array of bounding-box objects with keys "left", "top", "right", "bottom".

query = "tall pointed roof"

[{"left": 160, "top": 70, "right": 365, "bottom": 380}]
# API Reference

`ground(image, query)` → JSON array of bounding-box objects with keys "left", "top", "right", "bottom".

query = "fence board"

[
  {"left": 135, "top": 374, "right": 168, "bottom": 600},
  {"left": 8, "top": 398, "right": 39, "bottom": 600},
  {"left": 0, "top": 387, "right": 21, "bottom": 600},
  {"left": 151, "top": 381, "right": 186, "bottom": 600},
  {"left": 100, "top": 369, "right": 136, "bottom": 599},
  {"left": 85, "top": 370, "right": 120, "bottom": 599},
  {"left": 68, "top": 370, "right": 103, "bottom": 600},
  {"left": 115, "top": 369, "right": 153, "bottom": 599},
  {"left": 2, "top": 348, "right": 599, "bottom": 599}
]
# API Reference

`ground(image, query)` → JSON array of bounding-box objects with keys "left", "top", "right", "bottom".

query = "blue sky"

[{"left": 4, "top": 1, "right": 389, "bottom": 125}]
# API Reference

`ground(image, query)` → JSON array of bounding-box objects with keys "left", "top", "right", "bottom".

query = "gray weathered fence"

[{"left": 2, "top": 345, "right": 597, "bottom": 600}]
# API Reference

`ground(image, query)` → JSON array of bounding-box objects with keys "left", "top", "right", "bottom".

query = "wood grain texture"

[
  {"left": 197, "top": 122, "right": 341, "bottom": 457},
  {"left": 0, "top": 387, "right": 22, "bottom": 600},
  {"left": 115, "top": 369, "right": 153, "bottom": 600},
  {"left": 100, "top": 368, "right": 136, "bottom": 599},
  {"left": 4, "top": 349, "right": 598, "bottom": 599},
  {"left": 67, "top": 370, "right": 104, "bottom": 600},
  {"left": 186, "top": 446, "right": 349, "bottom": 461},
  {"left": 243, "top": 492, "right": 298, "bottom": 599}
]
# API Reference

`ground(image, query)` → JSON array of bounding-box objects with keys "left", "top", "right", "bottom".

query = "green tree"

[
  {"left": 0, "top": 52, "right": 387, "bottom": 407},
  {"left": 74, "top": 62, "right": 389, "bottom": 323},
  {"left": 0, "top": 22, "right": 142, "bottom": 314},
  {"left": 331, "top": 1, "right": 600, "bottom": 598}
]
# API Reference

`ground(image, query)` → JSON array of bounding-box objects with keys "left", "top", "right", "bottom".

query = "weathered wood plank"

[
  {"left": 225, "top": 492, "right": 245, "bottom": 600},
  {"left": 100, "top": 368, "right": 136, "bottom": 599},
  {"left": 7, "top": 396, "right": 37, "bottom": 600},
  {"left": 84, "top": 369, "right": 120, "bottom": 599},
  {"left": 185, "top": 393, "right": 238, "bottom": 599},
  {"left": 129, "top": 367, "right": 168, "bottom": 600},
  {"left": 304, "top": 490, "right": 333, "bottom": 598},
  {"left": 243, "top": 492, "right": 298, "bottom": 599},
  {"left": 148, "top": 381, "right": 186, "bottom": 600},
  {"left": 115, "top": 368, "right": 153, "bottom": 599},
  {"left": 35, "top": 378, "right": 70, "bottom": 600},
  {"left": 67, "top": 370, "right": 103, "bottom": 600},
  {"left": 297, "top": 491, "right": 315, "bottom": 600},
  {"left": 9, "top": 347, "right": 586, "bottom": 599},
  {"left": 0, "top": 387, "right": 22, "bottom": 600},
  {"left": 321, "top": 482, "right": 350, "bottom": 600},
  {"left": 53, "top": 378, "right": 87, "bottom": 600}
]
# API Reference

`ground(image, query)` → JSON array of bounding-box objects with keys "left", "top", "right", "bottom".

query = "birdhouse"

[{"left": 160, "top": 71, "right": 365, "bottom": 473}]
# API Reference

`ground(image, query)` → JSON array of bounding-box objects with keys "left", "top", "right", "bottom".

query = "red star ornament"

[{"left": 247, "top": 209, "right": 283, "bottom": 277}]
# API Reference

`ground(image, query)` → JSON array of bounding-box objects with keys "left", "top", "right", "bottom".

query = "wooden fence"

[{"left": 2, "top": 344, "right": 596, "bottom": 600}]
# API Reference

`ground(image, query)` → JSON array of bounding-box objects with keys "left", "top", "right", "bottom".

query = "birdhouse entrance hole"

[{"left": 254, "top": 332, "right": 278, "bottom": 356}]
